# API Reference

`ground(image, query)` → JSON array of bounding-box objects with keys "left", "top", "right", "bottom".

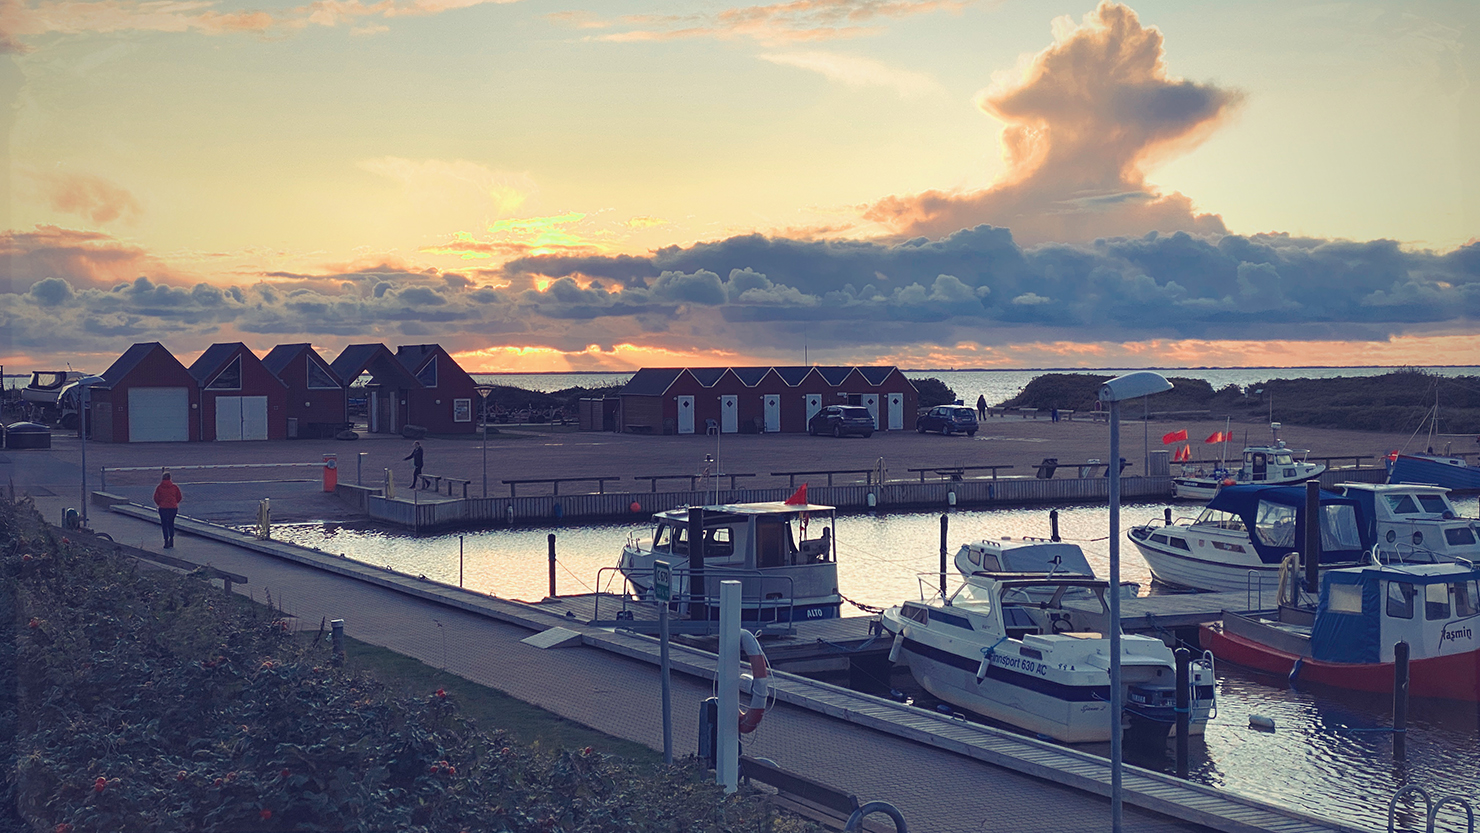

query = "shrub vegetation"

[{"left": 1, "top": 500, "right": 818, "bottom": 833}]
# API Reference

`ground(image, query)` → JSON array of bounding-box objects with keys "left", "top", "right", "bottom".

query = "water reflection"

[{"left": 263, "top": 498, "right": 1480, "bottom": 831}]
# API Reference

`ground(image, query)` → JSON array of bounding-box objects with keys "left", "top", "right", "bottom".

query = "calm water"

[{"left": 264, "top": 498, "right": 1480, "bottom": 831}]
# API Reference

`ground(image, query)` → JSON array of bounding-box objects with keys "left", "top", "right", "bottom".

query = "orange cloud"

[
  {"left": 866, "top": 1, "right": 1241, "bottom": 244},
  {"left": 451, "top": 342, "right": 752, "bottom": 373},
  {"left": 575, "top": 0, "right": 966, "bottom": 46},
  {"left": 24, "top": 169, "right": 143, "bottom": 225}
]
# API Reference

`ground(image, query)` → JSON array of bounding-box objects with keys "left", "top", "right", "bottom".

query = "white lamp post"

[
  {"left": 74, "top": 375, "right": 107, "bottom": 527},
  {"left": 1098, "top": 371, "right": 1172, "bottom": 833},
  {"left": 474, "top": 384, "right": 495, "bottom": 497}
]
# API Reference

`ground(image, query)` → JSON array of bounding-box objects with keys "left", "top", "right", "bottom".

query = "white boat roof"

[
  {"left": 654, "top": 501, "right": 835, "bottom": 518},
  {"left": 1338, "top": 482, "right": 1450, "bottom": 495}
]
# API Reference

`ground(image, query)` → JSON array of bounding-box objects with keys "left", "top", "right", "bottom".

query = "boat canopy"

[
  {"left": 1311, "top": 563, "right": 1480, "bottom": 664},
  {"left": 1203, "top": 485, "right": 1373, "bottom": 565}
]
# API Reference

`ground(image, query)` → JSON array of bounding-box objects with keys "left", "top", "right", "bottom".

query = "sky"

[{"left": 0, "top": 0, "right": 1476, "bottom": 374}]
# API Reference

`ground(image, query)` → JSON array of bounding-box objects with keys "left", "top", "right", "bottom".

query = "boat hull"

[
  {"left": 1387, "top": 455, "right": 1480, "bottom": 493},
  {"left": 1173, "top": 470, "right": 1324, "bottom": 501},
  {"left": 1130, "top": 535, "right": 1359, "bottom": 595},
  {"left": 1201, "top": 623, "right": 1480, "bottom": 702}
]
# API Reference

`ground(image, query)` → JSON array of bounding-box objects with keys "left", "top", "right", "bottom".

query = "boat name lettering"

[
  {"left": 1441, "top": 625, "right": 1473, "bottom": 644},
  {"left": 992, "top": 654, "right": 1048, "bottom": 676}
]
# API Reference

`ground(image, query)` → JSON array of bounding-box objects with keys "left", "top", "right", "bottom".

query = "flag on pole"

[
  {"left": 784, "top": 483, "right": 808, "bottom": 505},
  {"left": 1205, "top": 431, "right": 1231, "bottom": 444},
  {"left": 1178, "top": 444, "right": 1193, "bottom": 461},
  {"left": 1162, "top": 429, "right": 1188, "bottom": 444}
]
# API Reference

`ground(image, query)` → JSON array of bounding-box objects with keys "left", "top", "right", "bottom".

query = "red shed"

[
  {"left": 331, "top": 344, "right": 421, "bottom": 435},
  {"left": 88, "top": 342, "right": 200, "bottom": 443},
  {"left": 262, "top": 343, "right": 347, "bottom": 439},
  {"left": 395, "top": 344, "right": 478, "bottom": 434},
  {"left": 185, "top": 343, "right": 288, "bottom": 442}
]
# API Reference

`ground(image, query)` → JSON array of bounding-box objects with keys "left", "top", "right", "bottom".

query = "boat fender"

[
  {"left": 738, "top": 629, "right": 771, "bottom": 734},
  {"left": 1249, "top": 714, "right": 1276, "bottom": 731},
  {"left": 1287, "top": 657, "right": 1303, "bottom": 686},
  {"left": 975, "top": 636, "right": 1009, "bottom": 683},
  {"left": 887, "top": 632, "right": 903, "bottom": 664}
]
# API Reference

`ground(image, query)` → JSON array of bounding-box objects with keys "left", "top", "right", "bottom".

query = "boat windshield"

[
  {"left": 1254, "top": 502, "right": 1297, "bottom": 547},
  {"left": 1274, "top": 453, "right": 1294, "bottom": 465},
  {"left": 1194, "top": 508, "right": 1245, "bottom": 532},
  {"left": 29, "top": 372, "right": 66, "bottom": 388},
  {"left": 1254, "top": 501, "right": 1362, "bottom": 551},
  {"left": 650, "top": 523, "right": 733, "bottom": 557}
]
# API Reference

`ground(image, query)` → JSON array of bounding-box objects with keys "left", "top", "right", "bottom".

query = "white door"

[
  {"left": 720, "top": 395, "right": 738, "bottom": 433},
  {"left": 241, "top": 396, "right": 268, "bottom": 440},
  {"left": 887, "top": 393, "right": 905, "bottom": 430},
  {"left": 805, "top": 394, "right": 822, "bottom": 425},
  {"left": 216, "top": 396, "right": 244, "bottom": 441},
  {"left": 763, "top": 395, "right": 780, "bottom": 432},
  {"left": 677, "top": 395, "right": 695, "bottom": 434},
  {"left": 128, "top": 387, "right": 189, "bottom": 442},
  {"left": 862, "top": 394, "right": 880, "bottom": 429}
]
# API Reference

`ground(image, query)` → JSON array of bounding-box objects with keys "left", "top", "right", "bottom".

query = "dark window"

[
  {"left": 208, "top": 356, "right": 242, "bottom": 389},
  {"left": 1446, "top": 527, "right": 1477, "bottom": 546},
  {"left": 1150, "top": 534, "right": 1169, "bottom": 544},
  {"left": 1425, "top": 583, "right": 1451, "bottom": 621},
  {"left": 1168, "top": 537, "right": 1191, "bottom": 551},
  {"left": 307, "top": 359, "right": 338, "bottom": 390},
  {"left": 1386, "top": 581, "right": 1415, "bottom": 619},
  {"left": 416, "top": 357, "right": 437, "bottom": 388}
]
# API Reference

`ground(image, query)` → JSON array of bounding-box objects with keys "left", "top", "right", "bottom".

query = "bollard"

[
  {"left": 330, "top": 619, "right": 345, "bottom": 667},
  {"left": 1174, "top": 648, "right": 1191, "bottom": 778},
  {"left": 697, "top": 697, "right": 719, "bottom": 770},
  {"left": 1164, "top": 507, "right": 1172, "bottom": 526},
  {"left": 1050, "top": 509, "right": 1060, "bottom": 542},
  {"left": 939, "top": 514, "right": 949, "bottom": 599},
  {"left": 1393, "top": 640, "right": 1409, "bottom": 759},
  {"left": 384, "top": 468, "right": 395, "bottom": 500},
  {"left": 547, "top": 533, "right": 557, "bottom": 599},
  {"left": 867, "top": 492, "right": 877, "bottom": 508}
]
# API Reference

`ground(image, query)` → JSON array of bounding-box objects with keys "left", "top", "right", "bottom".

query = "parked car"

[
  {"left": 916, "top": 405, "right": 978, "bottom": 436},
  {"left": 808, "top": 405, "right": 875, "bottom": 438}
]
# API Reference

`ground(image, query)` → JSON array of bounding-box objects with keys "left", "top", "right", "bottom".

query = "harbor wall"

[{"left": 360, "top": 465, "right": 1388, "bottom": 532}]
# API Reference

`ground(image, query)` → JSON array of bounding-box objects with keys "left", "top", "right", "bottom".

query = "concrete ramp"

[{"left": 521, "top": 626, "right": 583, "bottom": 649}]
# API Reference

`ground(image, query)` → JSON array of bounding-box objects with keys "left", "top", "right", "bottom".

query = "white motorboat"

[
  {"left": 953, "top": 537, "right": 1139, "bottom": 598},
  {"left": 20, "top": 370, "right": 83, "bottom": 405},
  {"left": 1129, "top": 485, "right": 1372, "bottom": 593},
  {"left": 881, "top": 572, "right": 1215, "bottom": 744},
  {"left": 1335, "top": 482, "right": 1480, "bottom": 564},
  {"left": 618, "top": 501, "right": 841, "bottom": 625},
  {"left": 1172, "top": 438, "right": 1325, "bottom": 501}
]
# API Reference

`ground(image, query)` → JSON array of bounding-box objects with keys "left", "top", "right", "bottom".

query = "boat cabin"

[
  {"left": 1313, "top": 563, "right": 1480, "bottom": 664},
  {"left": 1337, "top": 483, "right": 1480, "bottom": 564},
  {"left": 1187, "top": 485, "right": 1371, "bottom": 566}
]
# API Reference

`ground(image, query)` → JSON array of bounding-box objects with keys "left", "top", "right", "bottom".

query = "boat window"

[
  {"left": 901, "top": 604, "right": 929, "bottom": 624},
  {"left": 1385, "top": 494, "right": 1421, "bottom": 515},
  {"left": 1446, "top": 527, "right": 1477, "bottom": 547},
  {"left": 981, "top": 553, "right": 1001, "bottom": 571},
  {"left": 1417, "top": 494, "right": 1450, "bottom": 514},
  {"left": 1386, "top": 581, "right": 1415, "bottom": 619},
  {"left": 1150, "top": 533, "right": 1169, "bottom": 545},
  {"left": 705, "top": 527, "right": 733, "bottom": 558},
  {"left": 653, "top": 524, "right": 673, "bottom": 551},
  {"left": 1194, "top": 508, "right": 1245, "bottom": 532},
  {"left": 1328, "top": 583, "right": 1363, "bottom": 614},
  {"left": 1255, "top": 501, "right": 1298, "bottom": 548},
  {"left": 1274, "top": 453, "right": 1294, "bottom": 465},
  {"left": 1211, "top": 541, "right": 1246, "bottom": 553},
  {"left": 1425, "top": 583, "right": 1451, "bottom": 620},
  {"left": 1319, "top": 505, "right": 1363, "bottom": 552},
  {"left": 1453, "top": 582, "right": 1477, "bottom": 618},
  {"left": 966, "top": 547, "right": 981, "bottom": 567},
  {"left": 1168, "top": 537, "right": 1191, "bottom": 551}
]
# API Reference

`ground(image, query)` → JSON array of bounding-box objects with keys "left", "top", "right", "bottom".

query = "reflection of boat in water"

[
  {"left": 617, "top": 500, "right": 841, "bottom": 625},
  {"left": 882, "top": 571, "right": 1215, "bottom": 743},
  {"left": 1335, "top": 482, "right": 1480, "bottom": 564},
  {"left": 1172, "top": 427, "right": 1325, "bottom": 501},
  {"left": 1129, "top": 485, "right": 1372, "bottom": 593},
  {"left": 1201, "top": 560, "right": 1480, "bottom": 701}
]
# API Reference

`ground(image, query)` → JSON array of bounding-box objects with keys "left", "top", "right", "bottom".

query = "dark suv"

[
  {"left": 808, "top": 405, "right": 875, "bottom": 438},
  {"left": 916, "top": 405, "right": 978, "bottom": 436}
]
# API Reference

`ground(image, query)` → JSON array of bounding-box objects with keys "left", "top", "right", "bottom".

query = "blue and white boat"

[{"left": 1386, "top": 452, "right": 1480, "bottom": 493}]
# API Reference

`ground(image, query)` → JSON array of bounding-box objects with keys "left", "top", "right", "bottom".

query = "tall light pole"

[
  {"left": 1098, "top": 371, "right": 1172, "bottom": 833},
  {"left": 74, "top": 375, "right": 107, "bottom": 527},
  {"left": 474, "top": 384, "right": 495, "bottom": 497}
]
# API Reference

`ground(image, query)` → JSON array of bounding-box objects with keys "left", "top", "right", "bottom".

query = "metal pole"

[
  {"left": 459, "top": 535, "right": 464, "bottom": 588},
  {"left": 79, "top": 385, "right": 89, "bottom": 527},
  {"left": 939, "top": 514, "right": 948, "bottom": 598},
  {"left": 1109, "top": 398, "right": 1124, "bottom": 833},
  {"left": 357, "top": 451, "right": 365, "bottom": 486},
  {"left": 482, "top": 408, "right": 489, "bottom": 498},
  {"left": 717, "top": 580, "right": 741, "bottom": 793},
  {"left": 660, "top": 592, "right": 672, "bottom": 764},
  {"left": 1174, "top": 647, "right": 1191, "bottom": 778},
  {"left": 547, "top": 533, "right": 557, "bottom": 599}
]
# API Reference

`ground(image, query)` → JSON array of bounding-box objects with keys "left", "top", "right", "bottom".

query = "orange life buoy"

[{"left": 738, "top": 630, "right": 771, "bottom": 734}]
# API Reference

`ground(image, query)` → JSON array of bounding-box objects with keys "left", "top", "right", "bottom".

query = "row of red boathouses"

[{"left": 86, "top": 341, "right": 478, "bottom": 443}]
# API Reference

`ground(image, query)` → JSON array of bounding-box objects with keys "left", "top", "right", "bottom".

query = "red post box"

[{"left": 323, "top": 454, "right": 338, "bottom": 492}]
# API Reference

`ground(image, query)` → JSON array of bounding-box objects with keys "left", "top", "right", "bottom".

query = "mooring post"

[
  {"left": 1393, "top": 640, "right": 1410, "bottom": 759},
  {"left": 330, "top": 619, "right": 345, "bottom": 667},
  {"left": 1303, "top": 481, "right": 1320, "bottom": 595},
  {"left": 547, "top": 533, "right": 557, "bottom": 599},
  {"left": 1050, "top": 509, "right": 1060, "bottom": 542},
  {"left": 459, "top": 535, "right": 464, "bottom": 589},
  {"left": 1174, "top": 647, "right": 1191, "bottom": 778},
  {"left": 939, "top": 514, "right": 948, "bottom": 599},
  {"left": 1164, "top": 507, "right": 1172, "bottom": 526}
]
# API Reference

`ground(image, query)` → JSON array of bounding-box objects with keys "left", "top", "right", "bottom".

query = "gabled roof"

[
  {"left": 101, "top": 342, "right": 171, "bottom": 385},
  {"left": 188, "top": 342, "right": 246, "bottom": 384},
  {"left": 621, "top": 367, "right": 687, "bottom": 396},
  {"left": 856, "top": 366, "right": 898, "bottom": 386},
  {"left": 263, "top": 344, "right": 342, "bottom": 386},
  {"left": 331, "top": 343, "right": 421, "bottom": 388},
  {"left": 394, "top": 344, "right": 441, "bottom": 373},
  {"left": 812, "top": 366, "right": 856, "bottom": 386},
  {"left": 688, "top": 367, "right": 727, "bottom": 386},
  {"left": 731, "top": 367, "right": 770, "bottom": 386},
  {"left": 772, "top": 366, "right": 813, "bottom": 386}
]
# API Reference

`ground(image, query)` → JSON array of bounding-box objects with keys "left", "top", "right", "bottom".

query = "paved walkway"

[{"left": 46, "top": 498, "right": 1217, "bottom": 833}]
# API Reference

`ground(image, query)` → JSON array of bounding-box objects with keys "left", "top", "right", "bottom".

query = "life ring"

[{"left": 738, "top": 630, "right": 771, "bottom": 734}]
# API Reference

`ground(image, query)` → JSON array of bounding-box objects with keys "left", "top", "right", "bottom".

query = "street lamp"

[
  {"left": 73, "top": 375, "right": 107, "bottom": 528},
  {"left": 1098, "top": 371, "right": 1173, "bottom": 833},
  {"left": 473, "top": 384, "right": 495, "bottom": 497}
]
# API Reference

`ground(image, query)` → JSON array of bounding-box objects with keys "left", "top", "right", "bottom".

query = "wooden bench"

[
  {"left": 503, "top": 476, "right": 623, "bottom": 497},
  {"left": 907, "top": 465, "right": 1014, "bottom": 482},
  {"left": 445, "top": 477, "right": 471, "bottom": 498}
]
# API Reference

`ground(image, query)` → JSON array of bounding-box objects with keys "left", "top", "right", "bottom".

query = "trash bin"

[{"left": 5, "top": 422, "right": 52, "bottom": 449}]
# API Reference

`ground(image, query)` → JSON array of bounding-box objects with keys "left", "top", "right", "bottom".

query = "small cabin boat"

[
  {"left": 21, "top": 370, "right": 83, "bottom": 405},
  {"left": 1173, "top": 440, "right": 1325, "bottom": 501},
  {"left": 618, "top": 501, "right": 842, "bottom": 625}
]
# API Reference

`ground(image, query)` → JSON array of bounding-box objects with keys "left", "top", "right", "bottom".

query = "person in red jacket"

[{"left": 153, "top": 472, "right": 183, "bottom": 548}]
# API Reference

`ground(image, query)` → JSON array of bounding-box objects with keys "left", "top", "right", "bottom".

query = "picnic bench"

[
  {"left": 502, "top": 476, "right": 623, "bottom": 497},
  {"left": 415, "top": 474, "right": 472, "bottom": 497},
  {"left": 906, "top": 465, "right": 1014, "bottom": 482}
]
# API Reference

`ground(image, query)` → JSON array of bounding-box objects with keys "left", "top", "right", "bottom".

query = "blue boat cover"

[
  {"left": 1204, "top": 485, "right": 1373, "bottom": 565},
  {"left": 1310, "top": 569, "right": 1381, "bottom": 663}
]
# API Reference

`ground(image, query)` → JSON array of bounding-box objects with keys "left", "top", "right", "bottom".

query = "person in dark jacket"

[
  {"left": 404, "top": 441, "right": 424, "bottom": 488},
  {"left": 153, "top": 472, "right": 182, "bottom": 548},
  {"left": 976, "top": 394, "right": 987, "bottom": 420}
]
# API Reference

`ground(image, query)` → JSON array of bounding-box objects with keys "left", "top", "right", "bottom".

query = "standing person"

[
  {"left": 976, "top": 394, "right": 987, "bottom": 420},
  {"left": 404, "top": 440, "right": 424, "bottom": 489},
  {"left": 153, "top": 472, "right": 182, "bottom": 549}
]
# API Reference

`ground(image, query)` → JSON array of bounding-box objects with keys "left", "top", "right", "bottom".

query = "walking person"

[
  {"left": 153, "top": 471, "right": 182, "bottom": 549},
  {"left": 404, "top": 440, "right": 425, "bottom": 489},
  {"left": 976, "top": 394, "right": 987, "bottom": 420}
]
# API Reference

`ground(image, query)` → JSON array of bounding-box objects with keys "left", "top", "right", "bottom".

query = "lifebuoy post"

[{"left": 322, "top": 454, "right": 337, "bottom": 492}]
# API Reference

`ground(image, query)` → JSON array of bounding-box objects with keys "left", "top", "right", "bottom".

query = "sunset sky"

[{"left": 1, "top": 0, "right": 1475, "bottom": 373}]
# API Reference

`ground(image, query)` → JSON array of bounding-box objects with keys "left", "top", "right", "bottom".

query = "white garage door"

[
  {"left": 215, "top": 396, "right": 269, "bottom": 441},
  {"left": 129, "top": 387, "right": 189, "bottom": 442}
]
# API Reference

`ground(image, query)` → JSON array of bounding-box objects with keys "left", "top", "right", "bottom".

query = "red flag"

[
  {"left": 1205, "top": 431, "right": 1229, "bottom": 444},
  {"left": 1162, "top": 429, "right": 1188, "bottom": 445},
  {"left": 1179, "top": 444, "right": 1193, "bottom": 461},
  {"left": 784, "top": 483, "right": 808, "bottom": 505}
]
